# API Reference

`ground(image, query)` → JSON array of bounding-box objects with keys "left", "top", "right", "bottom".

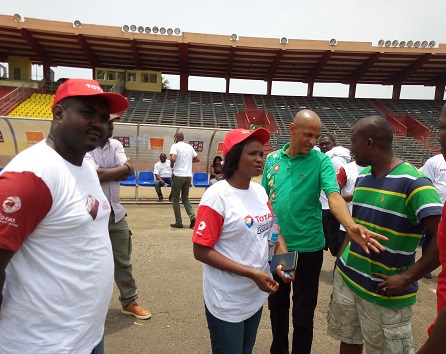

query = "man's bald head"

[
  {"left": 293, "top": 109, "right": 322, "bottom": 128},
  {"left": 174, "top": 132, "right": 184, "bottom": 142}
]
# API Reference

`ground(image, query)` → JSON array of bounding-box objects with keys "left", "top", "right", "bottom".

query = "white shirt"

[
  {"left": 0, "top": 141, "right": 114, "bottom": 354},
  {"left": 154, "top": 160, "right": 172, "bottom": 178},
  {"left": 170, "top": 141, "right": 197, "bottom": 177},
  {"left": 320, "top": 146, "right": 351, "bottom": 209},
  {"left": 85, "top": 138, "right": 127, "bottom": 223},
  {"left": 192, "top": 181, "right": 272, "bottom": 322},
  {"left": 336, "top": 161, "right": 366, "bottom": 231},
  {"left": 420, "top": 154, "right": 446, "bottom": 203}
]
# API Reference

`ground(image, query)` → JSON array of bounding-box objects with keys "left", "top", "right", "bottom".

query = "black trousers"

[
  {"left": 322, "top": 209, "right": 340, "bottom": 256},
  {"left": 268, "top": 249, "right": 324, "bottom": 354}
]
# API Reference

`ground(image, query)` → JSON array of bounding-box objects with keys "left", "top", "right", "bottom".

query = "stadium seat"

[
  {"left": 193, "top": 172, "right": 211, "bottom": 188},
  {"left": 138, "top": 171, "right": 156, "bottom": 187},
  {"left": 120, "top": 172, "right": 137, "bottom": 187}
]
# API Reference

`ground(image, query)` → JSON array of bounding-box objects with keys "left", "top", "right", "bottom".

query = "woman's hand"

[{"left": 251, "top": 269, "right": 279, "bottom": 294}]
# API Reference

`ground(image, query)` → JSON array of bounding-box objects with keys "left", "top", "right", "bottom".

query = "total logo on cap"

[{"left": 52, "top": 78, "right": 129, "bottom": 114}]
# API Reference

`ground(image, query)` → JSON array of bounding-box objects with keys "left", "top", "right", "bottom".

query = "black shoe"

[
  {"left": 168, "top": 197, "right": 172, "bottom": 202},
  {"left": 170, "top": 223, "right": 183, "bottom": 228},
  {"left": 189, "top": 217, "right": 196, "bottom": 229},
  {"left": 158, "top": 197, "right": 163, "bottom": 202},
  {"left": 424, "top": 272, "right": 433, "bottom": 279}
]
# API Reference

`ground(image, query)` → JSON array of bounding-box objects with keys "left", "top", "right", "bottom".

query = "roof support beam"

[
  {"left": 130, "top": 40, "right": 142, "bottom": 70},
  {"left": 76, "top": 34, "right": 100, "bottom": 68},
  {"left": 304, "top": 51, "right": 332, "bottom": 82},
  {"left": 264, "top": 49, "right": 284, "bottom": 81},
  {"left": 225, "top": 47, "right": 236, "bottom": 79},
  {"left": 178, "top": 43, "right": 189, "bottom": 93},
  {"left": 19, "top": 28, "right": 53, "bottom": 66},
  {"left": 386, "top": 53, "right": 432, "bottom": 85},
  {"left": 345, "top": 52, "right": 381, "bottom": 84},
  {"left": 435, "top": 84, "right": 445, "bottom": 102}
]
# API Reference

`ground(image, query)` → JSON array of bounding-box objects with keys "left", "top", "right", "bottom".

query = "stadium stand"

[{"left": 7, "top": 93, "right": 53, "bottom": 119}]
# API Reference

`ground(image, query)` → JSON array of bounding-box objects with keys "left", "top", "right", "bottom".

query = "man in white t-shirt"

[
  {"left": 154, "top": 152, "right": 172, "bottom": 202},
  {"left": 319, "top": 134, "right": 351, "bottom": 256},
  {"left": 0, "top": 78, "right": 129, "bottom": 354},
  {"left": 420, "top": 153, "right": 446, "bottom": 278},
  {"left": 169, "top": 132, "right": 200, "bottom": 228}
]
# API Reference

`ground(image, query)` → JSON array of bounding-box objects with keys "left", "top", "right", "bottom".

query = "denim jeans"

[
  {"left": 205, "top": 305, "right": 263, "bottom": 354},
  {"left": 108, "top": 214, "right": 137, "bottom": 306},
  {"left": 90, "top": 336, "right": 104, "bottom": 354},
  {"left": 268, "top": 249, "right": 324, "bottom": 354}
]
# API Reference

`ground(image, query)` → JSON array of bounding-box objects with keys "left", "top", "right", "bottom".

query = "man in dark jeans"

[{"left": 261, "top": 109, "right": 386, "bottom": 354}]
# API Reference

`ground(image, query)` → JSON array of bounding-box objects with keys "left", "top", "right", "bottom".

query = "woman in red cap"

[{"left": 192, "top": 128, "right": 293, "bottom": 354}]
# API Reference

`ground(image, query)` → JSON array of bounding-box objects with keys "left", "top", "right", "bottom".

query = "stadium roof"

[{"left": 1, "top": 14, "right": 446, "bottom": 97}]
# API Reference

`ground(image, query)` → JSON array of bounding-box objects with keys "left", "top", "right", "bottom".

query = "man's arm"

[
  {"left": 327, "top": 192, "right": 388, "bottom": 253},
  {"left": 0, "top": 249, "right": 15, "bottom": 309},
  {"left": 374, "top": 214, "right": 441, "bottom": 296},
  {"left": 193, "top": 156, "right": 200, "bottom": 163},
  {"left": 170, "top": 154, "right": 176, "bottom": 168},
  {"left": 95, "top": 158, "right": 134, "bottom": 183}
]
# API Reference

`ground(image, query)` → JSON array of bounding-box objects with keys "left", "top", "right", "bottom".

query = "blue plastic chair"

[
  {"left": 138, "top": 171, "right": 156, "bottom": 187},
  {"left": 193, "top": 172, "right": 211, "bottom": 188},
  {"left": 120, "top": 172, "right": 137, "bottom": 187}
]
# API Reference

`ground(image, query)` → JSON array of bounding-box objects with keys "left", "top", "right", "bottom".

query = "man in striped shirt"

[{"left": 327, "top": 116, "right": 442, "bottom": 354}]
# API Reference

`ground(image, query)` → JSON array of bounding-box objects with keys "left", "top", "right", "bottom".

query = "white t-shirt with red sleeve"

[
  {"left": 0, "top": 140, "right": 114, "bottom": 354},
  {"left": 192, "top": 180, "right": 272, "bottom": 323}
]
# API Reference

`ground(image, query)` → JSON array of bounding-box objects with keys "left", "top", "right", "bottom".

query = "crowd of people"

[{"left": 0, "top": 78, "right": 445, "bottom": 354}]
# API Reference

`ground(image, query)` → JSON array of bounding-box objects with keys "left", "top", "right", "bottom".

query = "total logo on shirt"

[{"left": 244, "top": 215, "right": 254, "bottom": 228}]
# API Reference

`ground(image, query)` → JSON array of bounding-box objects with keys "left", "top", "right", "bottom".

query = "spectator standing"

[
  {"left": 85, "top": 117, "right": 151, "bottom": 320},
  {"left": 0, "top": 78, "right": 129, "bottom": 353},
  {"left": 261, "top": 110, "right": 386, "bottom": 354},
  {"left": 420, "top": 153, "right": 446, "bottom": 278},
  {"left": 417, "top": 104, "right": 446, "bottom": 354},
  {"left": 328, "top": 116, "right": 442, "bottom": 354},
  {"left": 209, "top": 155, "right": 224, "bottom": 185},
  {"left": 193, "top": 128, "right": 293, "bottom": 354},
  {"left": 319, "top": 134, "right": 351, "bottom": 256},
  {"left": 336, "top": 160, "right": 366, "bottom": 254},
  {"left": 169, "top": 132, "right": 200, "bottom": 229},
  {"left": 154, "top": 152, "right": 173, "bottom": 202}
]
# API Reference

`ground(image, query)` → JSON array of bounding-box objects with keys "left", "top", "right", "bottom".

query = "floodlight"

[
  {"left": 429, "top": 40, "right": 436, "bottom": 48},
  {"left": 160, "top": 27, "right": 166, "bottom": 34},
  {"left": 230, "top": 34, "right": 238, "bottom": 41},
  {"left": 421, "top": 40, "right": 428, "bottom": 48},
  {"left": 378, "top": 39, "right": 385, "bottom": 46},
  {"left": 153, "top": 26, "right": 159, "bottom": 33},
  {"left": 392, "top": 40, "right": 399, "bottom": 47},
  {"left": 13, "top": 14, "right": 22, "bottom": 22},
  {"left": 280, "top": 37, "right": 288, "bottom": 44},
  {"left": 73, "top": 20, "right": 81, "bottom": 28},
  {"left": 329, "top": 38, "right": 337, "bottom": 46},
  {"left": 167, "top": 28, "right": 173, "bottom": 35},
  {"left": 385, "top": 40, "right": 391, "bottom": 47},
  {"left": 414, "top": 41, "right": 421, "bottom": 48},
  {"left": 399, "top": 41, "right": 406, "bottom": 47},
  {"left": 407, "top": 40, "right": 413, "bottom": 48},
  {"left": 130, "top": 25, "right": 137, "bottom": 32},
  {"left": 122, "top": 25, "right": 130, "bottom": 32},
  {"left": 145, "top": 27, "right": 151, "bottom": 34},
  {"left": 137, "top": 26, "right": 144, "bottom": 33},
  {"left": 174, "top": 28, "right": 181, "bottom": 35}
]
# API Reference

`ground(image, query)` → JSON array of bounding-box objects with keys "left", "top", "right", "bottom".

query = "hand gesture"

[
  {"left": 346, "top": 224, "right": 388, "bottom": 254},
  {"left": 373, "top": 271, "right": 410, "bottom": 297},
  {"left": 276, "top": 264, "right": 294, "bottom": 283}
]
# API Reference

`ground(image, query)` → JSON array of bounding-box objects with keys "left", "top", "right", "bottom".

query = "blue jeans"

[
  {"left": 90, "top": 336, "right": 104, "bottom": 354},
  {"left": 205, "top": 305, "right": 263, "bottom": 354}
]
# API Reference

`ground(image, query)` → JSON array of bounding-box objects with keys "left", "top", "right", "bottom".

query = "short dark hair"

[
  {"left": 320, "top": 134, "right": 336, "bottom": 143},
  {"left": 212, "top": 155, "right": 222, "bottom": 165},
  {"left": 222, "top": 142, "right": 246, "bottom": 180}
]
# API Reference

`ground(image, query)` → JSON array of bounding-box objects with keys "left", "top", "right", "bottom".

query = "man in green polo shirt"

[{"left": 261, "top": 109, "right": 387, "bottom": 354}]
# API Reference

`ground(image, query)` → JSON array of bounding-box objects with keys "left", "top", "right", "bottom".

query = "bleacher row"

[{"left": 2, "top": 87, "right": 443, "bottom": 167}]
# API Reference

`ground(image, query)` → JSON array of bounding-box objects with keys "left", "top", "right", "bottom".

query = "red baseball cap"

[
  {"left": 52, "top": 79, "right": 129, "bottom": 114},
  {"left": 223, "top": 128, "right": 270, "bottom": 156}
]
